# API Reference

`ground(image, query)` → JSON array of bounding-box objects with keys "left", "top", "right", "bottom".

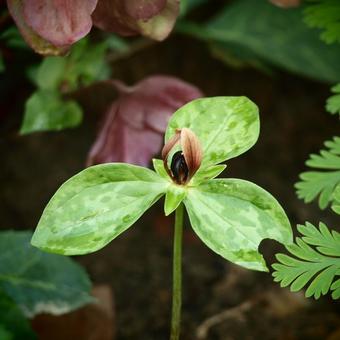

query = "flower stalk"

[{"left": 170, "top": 203, "right": 184, "bottom": 340}]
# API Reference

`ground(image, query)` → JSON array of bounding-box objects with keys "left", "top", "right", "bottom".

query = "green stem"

[{"left": 170, "top": 203, "right": 184, "bottom": 340}]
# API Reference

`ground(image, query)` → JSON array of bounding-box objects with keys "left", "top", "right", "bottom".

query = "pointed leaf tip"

[
  {"left": 185, "top": 179, "right": 292, "bottom": 271},
  {"left": 165, "top": 96, "right": 260, "bottom": 170},
  {"left": 32, "top": 163, "right": 168, "bottom": 255}
]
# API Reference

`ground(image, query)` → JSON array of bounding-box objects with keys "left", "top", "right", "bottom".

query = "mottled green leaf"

[
  {"left": 32, "top": 164, "right": 168, "bottom": 255},
  {"left": 164, "top": 185, "right": 186, "bottom": 216},
  {"left": 0, "top": 292, "right": 35, "bottom": 339},
  {"left": 152, "top": 158, "right": 170, "bottom": 180},
  {"left": 165, "top": 97, "right": 259, "bottom": 169},
  {"left": 20, "top": 90, "right": 82, "bottom": 134},
  {"left": 191, "top": 164, "right": 226, "bottom": 185},
  {"left": 184, "top": 179, "right": 292, "bottom": 271},
  {"left": 0, "top": 231, "right": 93, "bottom": 318}
]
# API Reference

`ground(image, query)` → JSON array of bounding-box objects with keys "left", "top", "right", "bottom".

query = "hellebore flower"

[
  {"left": 87, "top": 76, "right": 203, "bottom": 167},
  {"left": 32, "top": 96, "right": 292, "bottom": 272},
  {"left": 7, "top": 0, "right": 97, "bottom": 55},
  {"left": 7, "top": 0, "right": 180, "bottom": 55},
  {"left": 92, "top": 0, "right": 180, "bottom": 41}
]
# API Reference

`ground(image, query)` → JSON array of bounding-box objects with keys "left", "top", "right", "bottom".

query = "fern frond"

[
  {"left": 295, "top": 136, "right": 340, "bottom": 209},
  {"left": 304, "top": 0, "right": 340, "bottom": 44},
  {"left": 331, "top": 184, "right": 340, "bottom": 214},
  {"left": 272, "top": 222, "right": 340, "bottom": 299},
  {"left": 326, "top": 84, "right": 340, "bottom": 116}
]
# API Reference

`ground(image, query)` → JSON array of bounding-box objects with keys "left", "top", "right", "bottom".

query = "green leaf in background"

[
  {"left": 35, "top": 57, "right": 67, "bottom": 90},
  {"left": 295, "top": 136, "right": 340, "bottom": 209},
  {"left": 20, "top": 90, "right": 82, "bottom": 134},
  {"left": 31, "top": 37, "right": 111, "bottom": 93},
  {"left": 62, "top": 38, "right": 110, "bottom": 91},
  {"left": 104, "top": 34, "right": 130, "bottom": 53},
  {"left": 0, "top": 324, "right": 13, "bottom": 340},
  {"left": 21, "top": 37, "right": 113, "bottom": 134},
  {"left": 165, "top": 97, "right": 259, "bottom": 170},
  {"left": 272, "top": 222, "right": 340, "bottom": 299},
  {"left": 178, "top": 0, "right": 340, "bottom": 83},
  {"left": 326, "top": 83, "right": 340, "bottom": 115},
  {"left": 0, "top": 231, "right": 93, "bottom": 318},
  {"left": 184, "top": 179, "right": 292, "bottom": 271},
  {"left": 179, "top": 0, "right": 208, "bottom": 16},
  {"left": 0, "top": 291, "right": 36, "bottom": 340},
  {"left": 32, "top": 164, "right": 168, "bottom": 255},
  {"left": 304, "top": 0, "right": 340, "bottom": 45},
  {"left": 0, "top": 27, "right": 28, "bottom": 50}
]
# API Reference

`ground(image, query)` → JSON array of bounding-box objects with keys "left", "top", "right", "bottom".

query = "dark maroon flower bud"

[
  {"left": 162, "top": 128, "right": 203, "bottom": 185},
  {"left": 171, "top": 151, "right": 189, "bottom": 184}
]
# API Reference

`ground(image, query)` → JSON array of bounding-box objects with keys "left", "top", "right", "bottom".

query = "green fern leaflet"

[
  {"left": 295, "top": 136, "right": 340, "bottom": 209},
  {"left": 304, "top": 0, "right": 340, "bottom": 44},
  {"left": 272, "top": 222, "right": 340, "bottom": 299},
  {"left": 326, "top": 83, "right": 340, "bottom": 116}
]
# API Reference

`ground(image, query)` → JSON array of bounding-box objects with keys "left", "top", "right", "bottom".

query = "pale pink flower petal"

[{"left": 23, "top": 0, "right": 98, "bottom": 47}]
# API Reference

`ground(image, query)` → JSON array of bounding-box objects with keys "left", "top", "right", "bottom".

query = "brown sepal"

[{"left": 161, "top": 128, "right": 203, "bottom": 184}]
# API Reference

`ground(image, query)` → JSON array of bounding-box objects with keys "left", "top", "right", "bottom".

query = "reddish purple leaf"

[
  {"left": 92, "top": 0, "right": 180, "bottom": 41},
  {"left": 22, "top": 0, "right": 98, "bottom": 47},
  {"left": 87, "top": 76, "right": 203, "bottom": 167},
  {"left": 7, "top": 0, "right": 68, "bottom": 55}
]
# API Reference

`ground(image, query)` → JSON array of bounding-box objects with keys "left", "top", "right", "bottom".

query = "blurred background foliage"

[{"left": 1, "top": 0, "right": 340, "bottom": 338}]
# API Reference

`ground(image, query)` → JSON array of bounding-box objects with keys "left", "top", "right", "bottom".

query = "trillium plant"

[{"left": 31, "top": 97, "right": 293, "bottom": 339}]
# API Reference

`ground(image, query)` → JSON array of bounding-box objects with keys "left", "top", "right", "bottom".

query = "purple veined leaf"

[
  {"left": 92, "top": 0, "right": 180, "bottom": 41},
  {"left": 87, "top": 75, "right": 203, "bottom": 167},
  {"left": 269, "top": 0, "right": 300, "bottom": 8},
  {"left": 22, "top": 0, "right": 98, "bottom": 47},
  {"left": 7, "top": 0, "right": 68, "bottom": 55}
]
